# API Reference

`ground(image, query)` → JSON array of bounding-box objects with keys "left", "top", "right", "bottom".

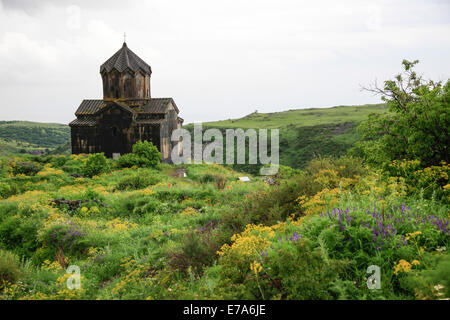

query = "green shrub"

[
  {"left": 199, "top": 173, "right": 216, "bottom": 183},
  {"left": 132, "top": 197, "right": 162, "bottom": 216},
  {"left": 50, "top": 155, "right": 68, "bottom": 168},
  {"left": 133, "top": 140, "right": 161, "bottom": 168},
  {"left": 217, "top": 237, "right": 348, "bottom": 299},
  {"left": 381, "top": 159, "right": 449, "bottom": 201},
  {"left": 117, "top": 153, "right": 140, "bottom": 168},
  {"left": 168, "top": 231, "right": 219, "bottom": 275},
  {"left": 260, "top": 239, "right": 348, "bottom": 299},
  {"left": 400, "top": 253, "right": 450, "bottom": 299},
  {"left": 37, "top": 222, "right": 90, "bottom": 261},
  {"left": 11, "top": 161, "right": 41, "bottom": 176},
  {"left": 220, "top": 177, "right": 309, "bottom": 235},
  {"left": 0, "top": 182, "right": 17, "bottom": 199},
  {"left": 274, "top": 164, "right": 301, "bottom": 179},
  {"left": 116, "top": 141, "right": 161, "bottom": 168},
  {"left": 83, "top": 153, "right": 109, "bottom": 177},
  {"left": 0, "top": 215, "right": 40, "bottom": 258},
  {"left": 354, "top": 60, "right": 449, "bottom": 167},
  {"left": 129, "top": 197, "right": 180, "bottom": 216},
  {"left": 116, "top": 174, "right": 161, "bottom": 191},
  {"left": 60, "top": 156, "right": 86, "bottom": 175},
  {"left": 0, "top": 249, "right": 22, "bottom": 286}
]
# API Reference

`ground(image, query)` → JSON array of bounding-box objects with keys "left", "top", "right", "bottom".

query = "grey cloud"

[{"left": 0, "top": 0, "right": 449, "bottom": 125}]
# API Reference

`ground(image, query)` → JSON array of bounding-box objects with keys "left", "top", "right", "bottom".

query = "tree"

[{"left": 354, "top": 60, "right": 449, "bottom": 167}]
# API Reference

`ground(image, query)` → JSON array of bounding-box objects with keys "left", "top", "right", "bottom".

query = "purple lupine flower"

[
  {"left": 290, "top": 232, "right": 302, "bottom": 241},
  {"left": 345, "top": 212, "right": 351, "bottom": 225},
  {"left": 71, "top": 230, "right": 81, "bottom": 237},
  {"left": 401, "top": 203, "right": 406, "bottom": 213}
]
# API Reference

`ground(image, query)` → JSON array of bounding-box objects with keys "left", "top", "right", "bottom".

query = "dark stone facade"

[{"left": 69, "top": 43, "right": 183, "bottom": 162}]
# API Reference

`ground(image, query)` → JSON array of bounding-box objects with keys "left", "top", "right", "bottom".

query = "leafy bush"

[
  {"left": 355, "top": 60, "right": 449, "bottom": 167},
  {"left": 0, "top": 182, "right": 17, "bottom": 199},
  {"left": 382, "top": 160, "right": 449, "bottom": 201},
  {"left": 131, "top": 197, "right": 162, "bottom": 216},
  {"left": 117, "top": 153, "right": 140, "bottom": 168},
  {"left": 0, "top": 215, "right": 41, "bottom": 259},
  {"left": 274, "top": 164, "right": 301, "bottom": 179},
  {"left": 10, "top": 161, "right": 41, "bottom": 176},
  {"left": 116, "top": 174, "right": 161, "bottom": 191},
  {"left": 116, "top": 141, "right": 161, "bottom": 168},
  {"left": 132, "top": 140, "right": 161, "bottom": 168},
  {"left": 216, "top": 224, "right": 348, "bottom": 299},
  {"left": 49, "top": 155, "right": 68, "bottom": 167},
  {"left": 199, "top": 173, "right": 216, "bottom": 183},
  {"left": 253, "top": 239, "right": 348, "bottom": 299},
  {"left": 168, "top": 231, "right": 219, "bottom": 275},
  {"left": 400, "top": 253, "right": 450, "bottom": 299},
  {"left": 37, "top": 222, "right": 89, "bottom": 260},
  {"left": 0, "top": 249, "right": 22, "bottom": 286},
  {"left": 83, "top": 153, "right": 109, "bottom": 177}
]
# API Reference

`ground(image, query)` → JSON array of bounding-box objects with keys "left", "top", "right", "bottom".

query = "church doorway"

[
  {"left": 98, "top": 105, "right": 132, "bottom": 157},
  {"left": 101, "top": 125, "right": 127, "bottom": 158}
]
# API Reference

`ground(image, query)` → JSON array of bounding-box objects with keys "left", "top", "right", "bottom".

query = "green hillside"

[
  {"left": 198, "top": 104, "right": 387, "bottom": 129},
  {"left": 185, "top": 104, "right": 387, "bottom": 169},
  {"left": 0, "top": 121, "right": 70, "bottom": 156}
]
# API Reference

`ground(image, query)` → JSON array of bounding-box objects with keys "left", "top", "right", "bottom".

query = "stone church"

[{"left": 69, "top": 42, "right": 183, "bottom": 162}]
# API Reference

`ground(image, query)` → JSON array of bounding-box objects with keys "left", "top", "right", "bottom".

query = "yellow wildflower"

[{"left": 250, "top": 261, "right": 262, "bottom": 275}]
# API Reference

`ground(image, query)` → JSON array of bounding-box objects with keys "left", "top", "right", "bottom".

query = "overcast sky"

[{"left": 0, "top": 0, "right": 448, "bottom": 125}]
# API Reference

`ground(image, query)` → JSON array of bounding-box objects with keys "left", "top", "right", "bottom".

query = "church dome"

[{"left": 100, "top": 42, "right": 152, "bottom": 75}]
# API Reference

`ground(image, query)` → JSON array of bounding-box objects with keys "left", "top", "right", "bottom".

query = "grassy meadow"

[{"left": 0, "top": 153, "right": 448, "bottom": 300}]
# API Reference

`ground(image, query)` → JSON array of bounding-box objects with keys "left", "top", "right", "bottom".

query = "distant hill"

[
  {"left": 185, "top": 104, "right": 387, "bottom": 169},
  {"left": 0, "top": 121, "right": 70, "bottom": 156}
]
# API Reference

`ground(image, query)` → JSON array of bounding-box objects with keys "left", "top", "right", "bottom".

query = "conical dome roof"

[{"left": 100, "top": 42, "right": 152, "bottom": 74}]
